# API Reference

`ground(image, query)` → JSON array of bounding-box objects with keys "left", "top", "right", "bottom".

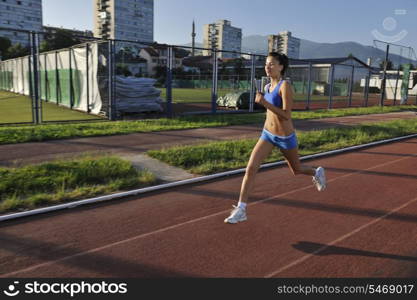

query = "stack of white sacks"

[{"left": 115, "top": 76, "right": 164, "bottom": 113}]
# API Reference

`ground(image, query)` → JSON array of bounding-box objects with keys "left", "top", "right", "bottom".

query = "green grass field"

[
  {"left": 0, "top": 91, "right": 104, "bottom": 124},
  {"left": 0, "top": 88, "right": 364, "bottom": 125}
]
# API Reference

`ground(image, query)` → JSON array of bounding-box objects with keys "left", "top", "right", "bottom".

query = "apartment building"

[
  {"left": 94, "top": 0, "right": 154, "bottom": 42},
  {"left": 0, "top": 0, "right": 43, "bottom": 46},
  {"left": 203, "top": 20, "right": 242, "bottom": 59},
  {"left": 268, "top": 31, "right": 300, "bottom": 59}
]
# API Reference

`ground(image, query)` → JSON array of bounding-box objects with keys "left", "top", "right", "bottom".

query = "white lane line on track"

[
  {"left": 264, "top": 195, "right": 417, "bottom": 278},
  {"left": 0, "top": 155, "right": 412, "bottom": 277}
]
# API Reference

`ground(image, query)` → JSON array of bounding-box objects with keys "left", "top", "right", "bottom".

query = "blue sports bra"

[{"left": 264, "top": 80, "right": 284, "bottom": 108}]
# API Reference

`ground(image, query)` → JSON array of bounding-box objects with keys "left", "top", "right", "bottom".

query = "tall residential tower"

[
  {"left": 0, "top": 0, "right": 43, "bottom": 46},
  {"left": 94, "top": 0, "right": 154, "bottom": 42},
  {"left": 203, "top": 20, "right": 242, "bottom": 59},
  {"left": 268, "top": 31, "right": 300, "bottom": 59}
]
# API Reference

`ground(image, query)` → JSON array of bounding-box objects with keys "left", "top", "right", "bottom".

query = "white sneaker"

[
  {"left": 312, "top": 167, "right": 326, "bottom": 191},
  {"left": 224, "top": 205, "right": 247, "bottom": 224}
]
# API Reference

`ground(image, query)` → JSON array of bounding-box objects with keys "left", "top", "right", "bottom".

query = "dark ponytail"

[{"left": 268, "top": 52, "right": 289, "bottom": 76}]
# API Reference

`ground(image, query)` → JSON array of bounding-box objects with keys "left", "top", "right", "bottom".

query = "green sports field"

[
  {"left": 0, "top": 91, "right": 104, "bottom": 124},
  {"left": 0, "top": 88, "right": 375, "bottom": 124}
]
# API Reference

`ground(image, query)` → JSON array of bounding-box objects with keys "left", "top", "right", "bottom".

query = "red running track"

[{"left": 0, "top": 139, "right": 417, "bottom": 278}]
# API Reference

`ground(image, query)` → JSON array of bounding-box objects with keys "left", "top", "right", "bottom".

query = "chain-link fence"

[
  {"left": 0, "top": 28, "right": 34, "bottom": 125},
  {"left": 0, "top": 28, "right": 106, "bottom": 125},
  {"left": 1, "top": 28, "right": 417, "bottom": 125},
  {"left": 37, "top": 31, "right": 106, "bottom": 123},
  {"left": 372, "top": 40, "right": 417, "bottom": 107}
]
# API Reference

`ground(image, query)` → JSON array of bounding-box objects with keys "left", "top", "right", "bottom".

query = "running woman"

[{"left": 224, "top": 52, "right": 326, "bottom": 224}]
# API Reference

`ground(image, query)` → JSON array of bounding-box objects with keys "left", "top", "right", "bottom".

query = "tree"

[
  {"left": 219, "top": 63, "right": 228, "bottom": 75},
  {"left": 40, "top": 29, "right": 81, "bottom": 52},
  {"left": 400, "top": 63, "right": 415, "bottom": 71},
  {"left": 233, "top": 58, "right": 244, "bottom": 75},
  {"left": 116, "top": 64, "right": 132, "bottom": 77},
  {"left": 116, "top": 47, "right": 136, "bottom": 65},
  {"left": 0, "top": 37, "right": 12, "bottom": 59},
  {"left": 153, "top": 65, "right": 167, "bottom": 86},
  {"left": 172, "top": 67, "right": 187, "bottom": 79},
  {"left": 6, "top": 43, "right": 30, "bottom": 59}
]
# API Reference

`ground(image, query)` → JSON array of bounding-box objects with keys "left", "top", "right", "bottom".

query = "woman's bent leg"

[{"left": 280, "top": 147, "right": 315, "bottom": 176}]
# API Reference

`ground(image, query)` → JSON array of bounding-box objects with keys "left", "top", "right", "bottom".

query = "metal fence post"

[
  {"left": 37, "top": 54, "right": 42, "bottom": 108},
  {"left": 306, "top": 62, "right": 312, "bottom": 110},
  {"left": 328, "top": 64, "right": 335, "bottom": 109},
  {"left": 28, "top": 32, "right": 35, "bottom": 124},
  {"left": 55, "top": 51, "right": 59, "bottom": 105},
  {"left": 166, "top": 46, "right": 173, "bottom": 118},
  {"left": 113, "top": 41, "right": 117, "bottom": 119},
  {"left": 364, "top": 69, "right": 371, "bottom": 107},
  {"left": 86, "top": 43, "right": 90, "bottom": 113},
  {"left": 107, "top": 40, "right": 117, "bottom": 121},
  {"left": 211, "top": 49, "right": 218, "bottom": 114},
  {"left": 37, "top": 33, "right": 43, "bottom": 123},
  {"left": 107, "top": 40, "right": 113, "bottom": 120},
  {"left": 30, "top": 32, "right": 40, "bottom": 124},
  {"left": 44, "top": 53, "right": 48, "bottom": 102},
  {"left": 112, "top": 40, "right": 117, "bottom": 120},
  {"left": 249, "top": 54, "right": 255, "bottom": 112},
  {"left": 69, "top": 47, "right": 74, "bottom": 109},
  {"left": 21, "top": 57, "right": 25, "bottom": 95},
  {"left": 380, "top": 44, "right": 390, "bottom": 107},
  {"left": 415, "top": 85, "right": 417, "bottom": 105},
  {"left": 393, "top": 66, "right": 400, "bottom": 105},
  {"left": 348, "top": 65, "right": 354, "bottom": 107}
]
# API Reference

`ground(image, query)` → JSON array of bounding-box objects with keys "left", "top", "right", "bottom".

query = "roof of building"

[
  {"left": 142, "top": 46, "right": 190, "bottom": 58},
  {"left": 289, "top": 56, "right": 372, "bottom": 68},
  {"left": 173, "top": 48, "right": 190, "bottom": 59},
  {"left": 182, "top": 55, "right": 212, "bottom": 68},
  {"left": 142, "top": 47, "right": 159, "bottom": 57}
]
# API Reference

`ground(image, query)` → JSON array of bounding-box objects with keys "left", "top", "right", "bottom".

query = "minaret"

[{"left": 192, "top": 20, "right": 196, "bottom": 56}]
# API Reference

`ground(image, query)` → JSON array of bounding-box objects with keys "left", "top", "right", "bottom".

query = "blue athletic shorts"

[{"left": 260, "top": 128, "right": 298, "bottom": 150}]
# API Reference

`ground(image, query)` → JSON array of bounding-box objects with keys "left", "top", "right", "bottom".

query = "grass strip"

[
  {"left": 0, "top": 155, "right": 156, "bottom": 214},
  {"left": 147, "top": 118, "right": 417, "bottom": 175},
  {"left": 1, "top": 105, "right": 416, "bottom": 145}
]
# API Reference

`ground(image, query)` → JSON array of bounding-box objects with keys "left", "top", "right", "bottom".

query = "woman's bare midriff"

[{"left": 264, "top": 110, "right": 295, "bottom": 136}]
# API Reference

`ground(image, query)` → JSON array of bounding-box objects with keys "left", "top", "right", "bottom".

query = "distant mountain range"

[
  {"left": 242, "top": 35, "right": 417, "bottom": 67},
  {"left": 184, "top": 35, "right": 416, "bottom": 67}
]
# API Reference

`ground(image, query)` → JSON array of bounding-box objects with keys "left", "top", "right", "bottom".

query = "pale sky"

[{"left": 42, "top": 0, "right": 417, "bottom": 56}]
